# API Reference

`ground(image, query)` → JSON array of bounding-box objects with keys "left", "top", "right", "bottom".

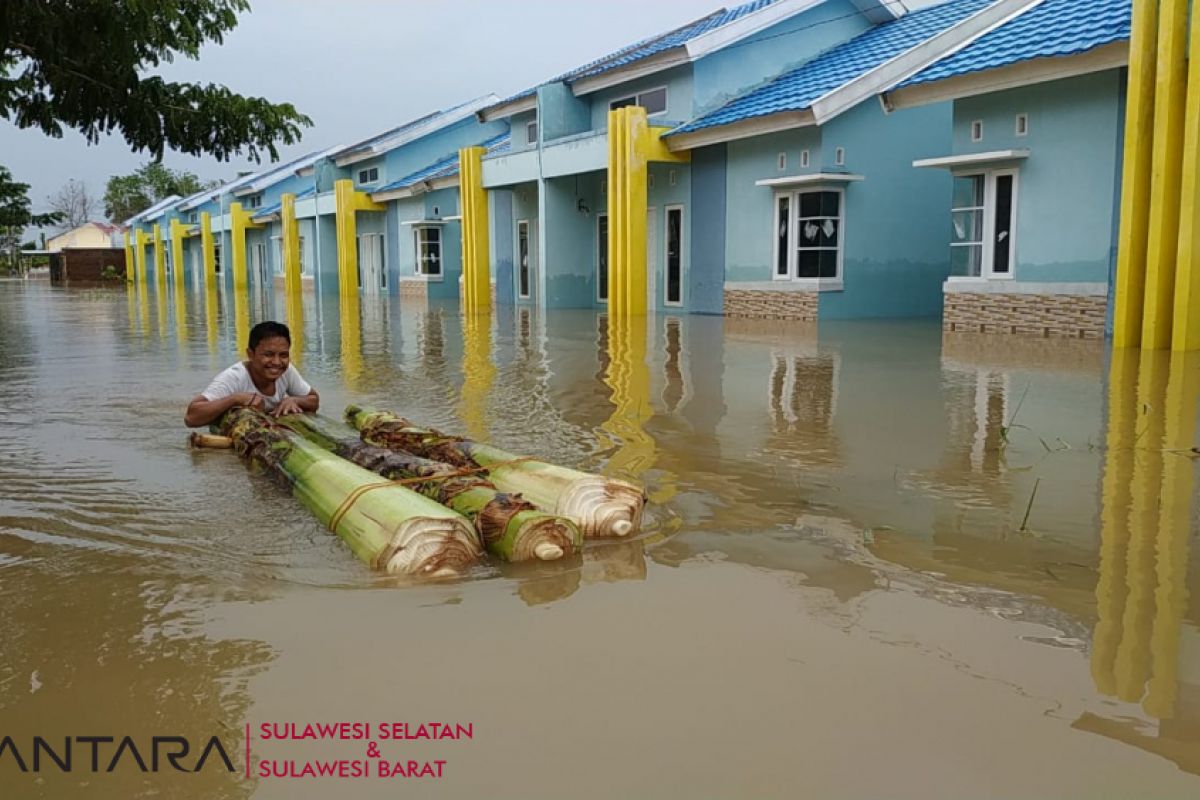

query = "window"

[
  {"left": 213, "top": 243, "right": 222, "bottom": 274},
  {"left": 414, "top": 226, "right": 441, "bottom": 277},
  {"left": 777, "top": 153, "right": 787, "bottom": 171},
  {"left": 800, "top": 150, "right": 810, "bottom": 168},
  {"left": 525, "top": 119, "right": 538, "bottom": 145},
  {"left": 669, "top": 169, "right": 677, "bottom": 187},
  {"left": 597, "top": 214, "right": 608, "bottom": 302},
  {"left": 772, "top": 188, "right": 843, "bottom": 284},
  {"left": 517, "top": 220, "right": 531, "bottom": 299},
  {"left": 247, "top": 194, "right": 262, "bottom": 209},
  {"left": 949, "top": 171, "right": 1017, "bottom": 279},
  {"left": 609, "top": 86, "right": 668, "bottom": 116},
  {"left": 665, "top": 206, "right": 683, "bottom": 306},
  {"left": 358, "top": 167, "right": 379, "bottom": 184},
  {"left": 1015, "top": 113, "right": 1029, "bottom": 136},
  {"left": 970, "top": 120, "right": 983, "bottom": 142},
  {"left": 834, "top": 147, "right": 845, "bottom": 166}
]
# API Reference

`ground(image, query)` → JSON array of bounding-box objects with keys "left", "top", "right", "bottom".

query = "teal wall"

[
  {"left": 690, "top": 144, "right": 727, "bottom": 314},
  {"left": 510, "top": 110, "right": 539, "bottom": 153},
  {"left": 426, "top": 188, "right": 462, "bottom": 300},
  {"left": 492, "top": 190, "right": 515, "bottom": 304},
  {"left": 693, "top": 0, "right": 872, "bottom": 117},
  {"left": 724, "top": 127, "right": 822, "bottom": 282},
  {"left": 952, "top": 69, "right": 1124, "bottom": 284},
  {"left": 509, "top": 181, "right": 539, "bottom": 304},
  {"left": 543, "top": 174, "right": 598, "bottom": 307},
  {"left": 647, "top": 162, "right": 692, "bottom": 311},
  {"left": 820, "top": 100, "right": 953, "bottom": 319},
  {"left": 588, "top": 65, "right": 694, "bottom": 128},
  {"left": 539, "top": 83, "right": 591, "bottom": 142}
]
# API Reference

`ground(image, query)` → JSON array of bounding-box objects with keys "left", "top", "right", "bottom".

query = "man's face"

[{"left": 246, "top": 335, "right": 290, "bottom": 381}]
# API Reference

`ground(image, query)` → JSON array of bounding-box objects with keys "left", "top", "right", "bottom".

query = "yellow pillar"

[
  {"left": 459, "top": 146, "right": 491, "bottom": 312},
  {"left": 281, "top": 193, "right": 302, "bottom": 298},
  {"left": 229, "top": 202, "right": 263, "bottom": 294},
  {"left": 334, "top": 178, "right": 386, "bottom": 300},
  {"left": 1112, "top": 0, "right": 1159, "bottom": 348},
  {"left": 152, "top": 223, "right": 166, "bottom": 285},
  {"left": 123, "top": 232, "right": 134, "bottom": 281},
  {"left": 200, "top": 212, "right": 217, "bottom": 292},
  {"left": 169, "top": 218, "right": 186, "bottom": 291},
  {"left": 1141, "top": 0, "right": 1190, "bottom": 350},
  {"left": 606, "top": 108, "right": 689, "bottom": 317},
  {"left": 1171, "top": 6, "right": 1200, "bottom": 351}
]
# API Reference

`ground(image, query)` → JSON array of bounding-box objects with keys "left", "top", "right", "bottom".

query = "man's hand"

[
  {"left": 271, "top": 396, "right": 305, "bottom": 417},
  {"left": 236, "top": 392, "right": 264, "bottom": 409}
]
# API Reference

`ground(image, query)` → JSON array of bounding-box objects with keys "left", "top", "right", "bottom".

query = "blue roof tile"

[
  {"left": 672, "top": 0, "right": 994, "bottom": 135},
  {"left": 374, "top": 133, "right": 511, "bottom": 194},
  {"left": 899, "top": 0, "right": 1130, "bottom": 88},
  {"left": 490, "top": 0, "right": 781, "bottom": 108}
]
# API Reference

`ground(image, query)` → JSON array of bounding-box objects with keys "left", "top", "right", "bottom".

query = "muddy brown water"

[{"left": 1, "top": 278, "right": 1198, "bottom": 798}]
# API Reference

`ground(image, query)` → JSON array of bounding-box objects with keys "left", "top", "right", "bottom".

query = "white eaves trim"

[
  {"left": 369, "top": 173, "right": 460, "bottom": 204},
  {"left": 884, "top": 40, "right": 1129, "bottom": 110},
  {"left": 666, "top": 109, "right": 815, "bottom": 151},
  {"left": 234, "top": 145, "right": 344, "bottom": 196},
  {"left": 913, "top": 148, "right": 1029, "bottom": 169},
  {"left": 335, "top": 95, "right": 499, "bottom": 167},
  {"left": 811, "top": 0, "right": 1043, "bottom": 125},
  {"left": 479, "top": 95, "right": 537, "bottom": 123},
  {"left": 755, "top": 172, "right": 864, "bottom": 187},
  {"left": 399, "top": 219, "right": 450, "bottom": 226},
  {"left": 684, "top": 0, "right": 823, "bottom": 61},
  {"left": 125, "top": 194, "right": 183, "bottom": 225}
]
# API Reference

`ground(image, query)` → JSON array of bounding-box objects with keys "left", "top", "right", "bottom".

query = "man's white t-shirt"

[{"left": 200, "top": 362, "right": 312, "bottom": 411}]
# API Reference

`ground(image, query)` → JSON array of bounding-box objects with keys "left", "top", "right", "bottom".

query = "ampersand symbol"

[{"left": 367, "top": 741, "right": 380, "bottom": 758}]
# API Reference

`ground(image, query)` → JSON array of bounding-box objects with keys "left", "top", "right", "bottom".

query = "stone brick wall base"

[
  {"left": 724, "top": 289, "right": 818, "bottom": 321},
  {"left": 398, "top": 279, "right": 428, "bottom": 299},
  {"left": 943, "top": 291, "right": 1107, "bottom": 339}
]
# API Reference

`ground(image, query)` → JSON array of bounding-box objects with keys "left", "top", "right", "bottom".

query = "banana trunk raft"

[
  {"left": 218, "top": 408, "right": 483, "bottom": 576},
  {"left": 345, "top": 405, "right": 646, "bottom": 539},
  {"left": 279, "top": 414, "right": 582, "bottom": 562}
]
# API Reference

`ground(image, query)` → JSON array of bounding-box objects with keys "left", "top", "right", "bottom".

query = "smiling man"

[{"left": 184, "top": 321, "right": 319, "bottom": 428}]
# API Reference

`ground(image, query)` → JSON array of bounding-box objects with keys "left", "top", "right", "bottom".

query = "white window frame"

[
  {"left": 1015, "top": 113, "right": 1029, "bottom": 137},
  {"left": 271, "top": 235, "right": 283, "bottom": 274},
  {"left": 970, "top": 120, "right": 984, "bottom": 142},
  {"left": 948, "top": 169, "right": 1019, "bottom": 282},
  {"left": 247, "top": 194, "right": 263, "bottom": 209},
  {"left": 609, "top": 85, "right": 668, "bottom": 117},
  {"left": 771, "top": 186, "right": 846, "bottom": 290},
  {"left": 663, "top": 204, "right": 685, "bottom": 307},
  {"left": 834, "top": 147, "right": 845, "bottom": 166},
  {"left": 800, "top": 149, "right": 810, "bottom": 168},
  {"left": 358, "top": 166, "right": 379, "bottom": 185},
  {"left": 525, "top": 119, "right": 538, "bottom": 146},
  {"left": 516, "top": 219, "right": 532, "bottom": 300},
  {"left": 777, "top": 153, "right": 787, "bottom": 171},
  {"left": 412, "top": 226, "right": 442, "bottom": 281}
]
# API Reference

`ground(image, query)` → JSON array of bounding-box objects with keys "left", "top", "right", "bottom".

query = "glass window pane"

[
  {"left": 817, "top": 218, "right": 838, "bottom": 247},
  {"left": 993, "top": 174, "right": 1013, "bottom": 274},
  {"left": 951, "top": 209, "right": 983, "bottom": 244},
  {"left": 819, "top": 191, "right": 839, "bottom": 217},
  {"left": 950, "top": 244, "right": 983, "bottom": 278},
  {"left": 818, "top": 249, "right": 838, "bottom": 279},
  {"left": 638, "top": 88, "right": 667, "bottom": 115},
  {"left": 952, "top": 175, "right": 984, "bottom": 208},
  {"left": 799, "top": 191, "right": 821, "bottom": 218},
  {"left": 797, "top": 249, "right": 820, "bottom": 278},
  {"left": 610, "top": 96, "right": 635, "bottom": 110},
  {"left": 776, "top": 197, "right": 789, "bottom": 277}
]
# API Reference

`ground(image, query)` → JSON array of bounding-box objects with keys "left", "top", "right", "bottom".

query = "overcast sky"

[{"left": 1, "top": 0, "right": 933, "bottom": 221}]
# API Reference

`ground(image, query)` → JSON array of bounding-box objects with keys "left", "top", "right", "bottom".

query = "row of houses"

[{"left": 125, "top": 0, "right": 1132, "bottom": 338}]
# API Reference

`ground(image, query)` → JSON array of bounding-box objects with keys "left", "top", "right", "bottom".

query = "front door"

[
  {"left": 646, "top": 207, "right": 657, "bottom": 311},
  {"left": 358, "top": 233, "right": 385, "bottom": 295},
  {"left": 253, "top": 242, "right": 268, "bottom": 291},
  {"left": 517, "top": 220, "right": 535, "bottom": 301},
  {"left": 665, "top": 206, "right": 683, "bottom": 306}
]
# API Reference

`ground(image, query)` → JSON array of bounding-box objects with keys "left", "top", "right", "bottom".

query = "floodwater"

[{"left": 1, "top": 276, "right": 1199, "bottom": 799}]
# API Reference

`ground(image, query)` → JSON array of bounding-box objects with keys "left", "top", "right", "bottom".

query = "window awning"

[
  {"left": 755, "top": 173, "right": 865, "bottom": 189},
  {"left": 913, "top": 149, "right": 1029, "bottom": 170},
  {"left": 399, "top": 219, "right": 450, "bottom": 226}
]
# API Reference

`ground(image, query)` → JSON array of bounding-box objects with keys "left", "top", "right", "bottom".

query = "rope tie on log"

[{"left": 325, "top": 457, "right": 536, "bottom": 533}]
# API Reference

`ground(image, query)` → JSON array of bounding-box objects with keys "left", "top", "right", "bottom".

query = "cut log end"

[
  {"left": 190, "top": 433, "right": 233, "bottom": 449},
  {"left": 611, "top": 520, "right": 634, "bottom": 537},
  {"left": 534, "top": 543, "right": 564, "bottom": 561}
]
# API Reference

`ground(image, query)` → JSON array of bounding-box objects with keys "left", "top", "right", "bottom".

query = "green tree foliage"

[
  {"left": 103, "top": 162, "right": 221, "bottom": 222},
  {"left": 0, "top": 0, "right": 311, "bottom": 162},
  {"left": 0, "top": 166, "right": 61, "bottom": 267}
]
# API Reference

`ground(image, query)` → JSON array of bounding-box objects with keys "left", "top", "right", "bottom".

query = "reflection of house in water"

[{"left": 1076, "top": 351, "right": 1200, "bottom": 776}]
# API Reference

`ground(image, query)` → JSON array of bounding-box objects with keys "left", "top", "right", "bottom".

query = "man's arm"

[
  {"left": 184, "top": 392, "right": 262, "bottom": 428},
  {"left": 270, "top": 389, "right": 319, "bottom": 417}
]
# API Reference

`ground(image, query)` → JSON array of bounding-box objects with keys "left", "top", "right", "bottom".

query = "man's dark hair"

[{"left": 248, "top": 321, "right": 291, "bottom": 351}]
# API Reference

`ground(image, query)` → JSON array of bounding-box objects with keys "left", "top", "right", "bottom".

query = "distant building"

[{"left": 47, "top": 222, "right": 126, "bottom": 252}]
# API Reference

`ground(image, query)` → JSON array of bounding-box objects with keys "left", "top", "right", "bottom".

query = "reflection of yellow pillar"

[
  {"left": 230, "top": 202, "right": 263, "bottom": 293},
  {"left": 334, "top": 179, "right": 385, "bottom": 300},
  {"left": 169, "top": 218, "right": 186, "bottom": 291},
  {"left": 1092, "top": 348, "right": 1140, "bottom": 694},
  {"left": 1144, "top": 352, "right": 1200, "bottom": 717},
  {"left": 1114, "top": 352, "right": 1169, "bottom": 700},
  {"left": 205, "top": 282, "right": 219, "bottom": 354},
  {"left": 123, "top": 232, "right": 134, "bottom": 281},
  {"left": 339, "top": 293, "right": 362, "bottom": 391},
  {"left": 601, "top": 314, "right": 657, "bottom": 479},
  {"left": 459, "top": 146, "right": 490, "bottom": 312},
  {"left": 137, "top": 275, "right": 150, "bottom": 335},
  {"left": 126, "top": 278, "right": 137, "bottom": 329},
  {"left": 1172, "top": 6, "right": 1200, "bottom": 351},
  {"left": 136, "top": 229, "right": 150, "bottom": 285},
  {"left": 152, "top": 223, "right": 166, "bottom": 285},
  {"left": 1113, "top": 0, "right": 1160, "bottom": 348},
  {"left": 607, "top": 108, "right": 689, "bottom": 317},
  {"left": 154, "top": 266, "right": 168, "bottom": 340},
  {"left": 458, "top": 312, "right": 495, "bottom": 441},
  {"left": 173, "top": 272, "right": 187, "bottom": 345},
  {"left": 1141, "top": 0, "right": 1190, "bottom": 350},
  {"left": 200, "top": 212, "right": 217, "bottom": 292}
]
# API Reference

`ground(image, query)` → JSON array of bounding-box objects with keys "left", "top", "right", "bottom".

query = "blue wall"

[
  {"left": 539, "top": 83, "right": 591, "bottom": 142},
  {"left": 952, "top": 69, "right": 1124, "bottom": 284},
  {"left": 543, "top": 174, "right": 597, "bottom": 307},
  {"left": 690, "top": 144, "right": 727, "bottom": 314},
  {"left": 492, "top": 190, "right": 515, "bottom": 304},
  {"left": 509, "top": 182, "right": 540, "bottom": 304},
  {"left": 587, "top": 66, "right": 694, "bottom": 129}
]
